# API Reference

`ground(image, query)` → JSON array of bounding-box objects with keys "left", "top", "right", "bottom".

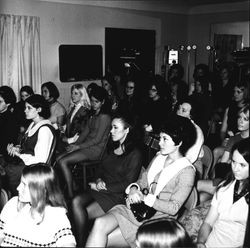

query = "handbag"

[
  {"left": 130, "top": 201, "right": 156, "bottom": 222},
  {"left": 128, "top": 188, "right": 156, "bottom": 222}
]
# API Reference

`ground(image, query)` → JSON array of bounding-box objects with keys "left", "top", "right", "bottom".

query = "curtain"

[{"left": 0, "top": 14, "right": 41, "bottom": 97}]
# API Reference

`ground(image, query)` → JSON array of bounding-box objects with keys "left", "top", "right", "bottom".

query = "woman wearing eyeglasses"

[{"left": 117, "top": 78, "right": 142, "bottom": 119}]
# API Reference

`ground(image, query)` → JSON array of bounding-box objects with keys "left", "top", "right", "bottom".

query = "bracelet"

[{"left": 197, "top": 242, "right": 206, "bottom": 247}]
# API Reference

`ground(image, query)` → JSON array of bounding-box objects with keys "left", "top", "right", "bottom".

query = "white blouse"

[{"left": 19, "top": 120, "right": 54, "bottom": 165}]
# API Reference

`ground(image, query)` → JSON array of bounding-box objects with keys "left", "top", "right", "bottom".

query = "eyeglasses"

[
  {"left": 126, "top": 86, "right": 134, "bottom": 89},
  {"left": 150, "top": 88, "right": 157, "bottom": 92}
]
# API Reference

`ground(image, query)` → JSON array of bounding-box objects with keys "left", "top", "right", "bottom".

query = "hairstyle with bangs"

[
  {"left": 41, "top": 81, "right": 60, "bottom": 100},
  {"left": 136, "top": 218, "right": 194, "bottom": 248},
  {"left": 25, "top": 94, "right": 50, "bottom": 119},
  {"left": 159, "top": 114, "right": 197, "bottom": 156},
  {"left": 216, "top": 138, "right": 249, "bottom": 202},
  {"left": 70, "top": 83, "right": 91, "bottom": 109},
  {"left": 238, "top": 103, "right": 249, "bottom": 117},
  {"left": 19, "top": 163, "right": 66, "bottom": 217}
]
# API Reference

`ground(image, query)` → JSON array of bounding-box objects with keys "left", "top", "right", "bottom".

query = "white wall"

[
  {"left": 0, "top": 0, "right": 161, "bottom": 106},
  {"left": 1, "top": 0, "right": 249, "bottom": 105},
  {"left": 211, "top": 21, "right": 249, "bottom": 48}
]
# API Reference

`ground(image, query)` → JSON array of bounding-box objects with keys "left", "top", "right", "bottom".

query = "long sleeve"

[
  {"left": 106, "top": 150, "right": 143, "bottom": 193},
  {"left": 76, "top": 114, "right": 111, "bottom": 149},
  {"left": 152, "top": 167, "right": 195, "bottom": 216},
  {"left": 19, "top": 126, "right": 53, "bottom": 165}
]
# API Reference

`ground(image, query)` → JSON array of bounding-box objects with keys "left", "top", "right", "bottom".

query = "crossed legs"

[
  {"left": 72, "top": 192, "right": 105, "bottom": 247},
  {"left": 86, "top": 213, "right": 128, "bottom": 247},
  {"left": 56, "top": 149, "right": 89, "bottom": 199}
]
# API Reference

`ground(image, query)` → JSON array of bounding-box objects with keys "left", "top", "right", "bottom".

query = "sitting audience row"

[{"left": 0, "top": 61, "right": 249, "bottom": 247}]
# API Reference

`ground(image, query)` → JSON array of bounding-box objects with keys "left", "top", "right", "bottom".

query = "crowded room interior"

[{"left": 0, "top": 0, "right": 249, "bottom": 247}]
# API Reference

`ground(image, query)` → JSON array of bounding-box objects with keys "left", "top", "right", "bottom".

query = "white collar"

[{"left": 26, "top": 120, "right": 52, "bottom": 136}]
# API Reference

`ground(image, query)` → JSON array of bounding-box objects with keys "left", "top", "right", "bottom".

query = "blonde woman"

[
  {"left": 57, "top": 84, "right": 91, "bottom": 153},
  {"left": 62, "top": 84, "right": 91, "bottom": 144}
]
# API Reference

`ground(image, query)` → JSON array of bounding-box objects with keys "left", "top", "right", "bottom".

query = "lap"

[
  {"left": 57, "top": 149, "right": 89, "bottom": 165},
  {"left": 107, "top": 227, "right": 129, "bottom": 247},
  {"left": 5, "top": 161, "right": 25, "bottom": 195},
  {"left": 87, "top": 201, "right": 105, "bottom": 219}
]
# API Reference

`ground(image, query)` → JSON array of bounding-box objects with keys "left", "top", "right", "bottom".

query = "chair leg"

[{"left": 82, "top": 165, "right": 87, "bottom": 191}]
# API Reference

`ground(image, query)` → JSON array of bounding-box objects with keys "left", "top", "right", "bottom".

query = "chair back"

[
  {"left": 45, "top": 126, "right": 57, "bottom": 166},
  {"left": 201, "top": 145, "right": 213, "bottom": 179},
  {"left": 178, "top": 186, "right": 198, "bottom": 221},
  {"left": 73, "top": 133, "right": 110, "bottom": 190},
  {"left": 184, "top": 186, "right": 198, "bottom": 211}
]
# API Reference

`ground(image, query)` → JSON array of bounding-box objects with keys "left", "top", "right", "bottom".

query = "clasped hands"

[
  {"left": 65, "top": 144, "right": 80, "bottom": 152},
  {"left": 7, "top": 144, "right": 21, "bottom": 157},
  {"left": 89, "top": 178, "right": 107, "bottom": 191},
  {"left": 126, "top": 188, "right": 144, "bottom": 209}
]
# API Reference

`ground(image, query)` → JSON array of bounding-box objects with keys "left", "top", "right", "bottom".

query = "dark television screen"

[{"left": 59, "top": 45, "right": 103, "bottom": 82}]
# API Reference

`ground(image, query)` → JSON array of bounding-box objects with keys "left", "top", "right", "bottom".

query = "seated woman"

[
  {"left": 71, "top": 113, "right": 143, "bottom": 246},
  {"left": 101, "top": 75, "right": 119, "bottom": 113},
  {"left": 141, "top": 78, "right": 171, "bottom": 134},
  {"left": 56, "top": 86, "right": 111, "bottom": 199},
  {"left": 41, "top": 81, "right": 66, "bottom": 130},
  {"left": 0, "top": 86, "right": 19, "bottom": 162},
  {"left": 196, "top": 138, "right": 249, "bottom": 248},
  {"left": 189, "top": 77, "right": 213, "bottom": 136},
  {"left": 136, "top": 217, "right": 194, "bottom": 248},
  {"left": 57, "top": 84, "right": 90, "bottom": 153},
  {"left": 5, "top": 94, "right": 55, "bottom": 195},
  {"left": 86, "top": 114, "right": 197, "bottom": 248},
  {"left": 220, "top": 80, "right": 249, "bottom": 142},
  {"left": 212, "top": 81, "right": 249, "bottom": 167},
  {"left": 0, "top": 163, "right": 76, "bottom": 247},
  {"left": 13, "top": 86, "right": 34, "bottom": 138},
  {"left": 197, "top": 105, "right": 249, "bottom": 203}
]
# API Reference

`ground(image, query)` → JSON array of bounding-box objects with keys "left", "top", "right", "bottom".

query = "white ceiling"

[{"left": 38, "top": 0, "right": 249, "bottom": 14}]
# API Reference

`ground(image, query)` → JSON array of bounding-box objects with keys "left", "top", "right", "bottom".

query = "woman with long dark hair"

[
  {"left": 86, "top": 115, "right": 197, "bottom": 248},
  {"left": 71, "top": 113, "right": 143, "bottom": 246},
  {"left": 197, "top": 138, "right": 249, "bottom": 248}
]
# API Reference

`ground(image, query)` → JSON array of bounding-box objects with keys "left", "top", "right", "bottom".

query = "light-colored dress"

[
  {"left": 0, "top": 197, "right": 76, "bottom": 247},
  {"left": 50, "top": 101, "right": 66, "bottom": 129},
  {"left": 205, "top": 180, "right": 248, "bottom": 248},
  {"left": 109, "top": 155, "right": 195, "bottom": 247}
]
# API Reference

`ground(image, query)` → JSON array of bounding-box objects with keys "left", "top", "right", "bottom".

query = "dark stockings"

[
  {"left": 56, "top": 149, "right": 89, "bottom": 199},
  {"left": 72, "top": 192, "right": 104, "bottom": 247}
]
